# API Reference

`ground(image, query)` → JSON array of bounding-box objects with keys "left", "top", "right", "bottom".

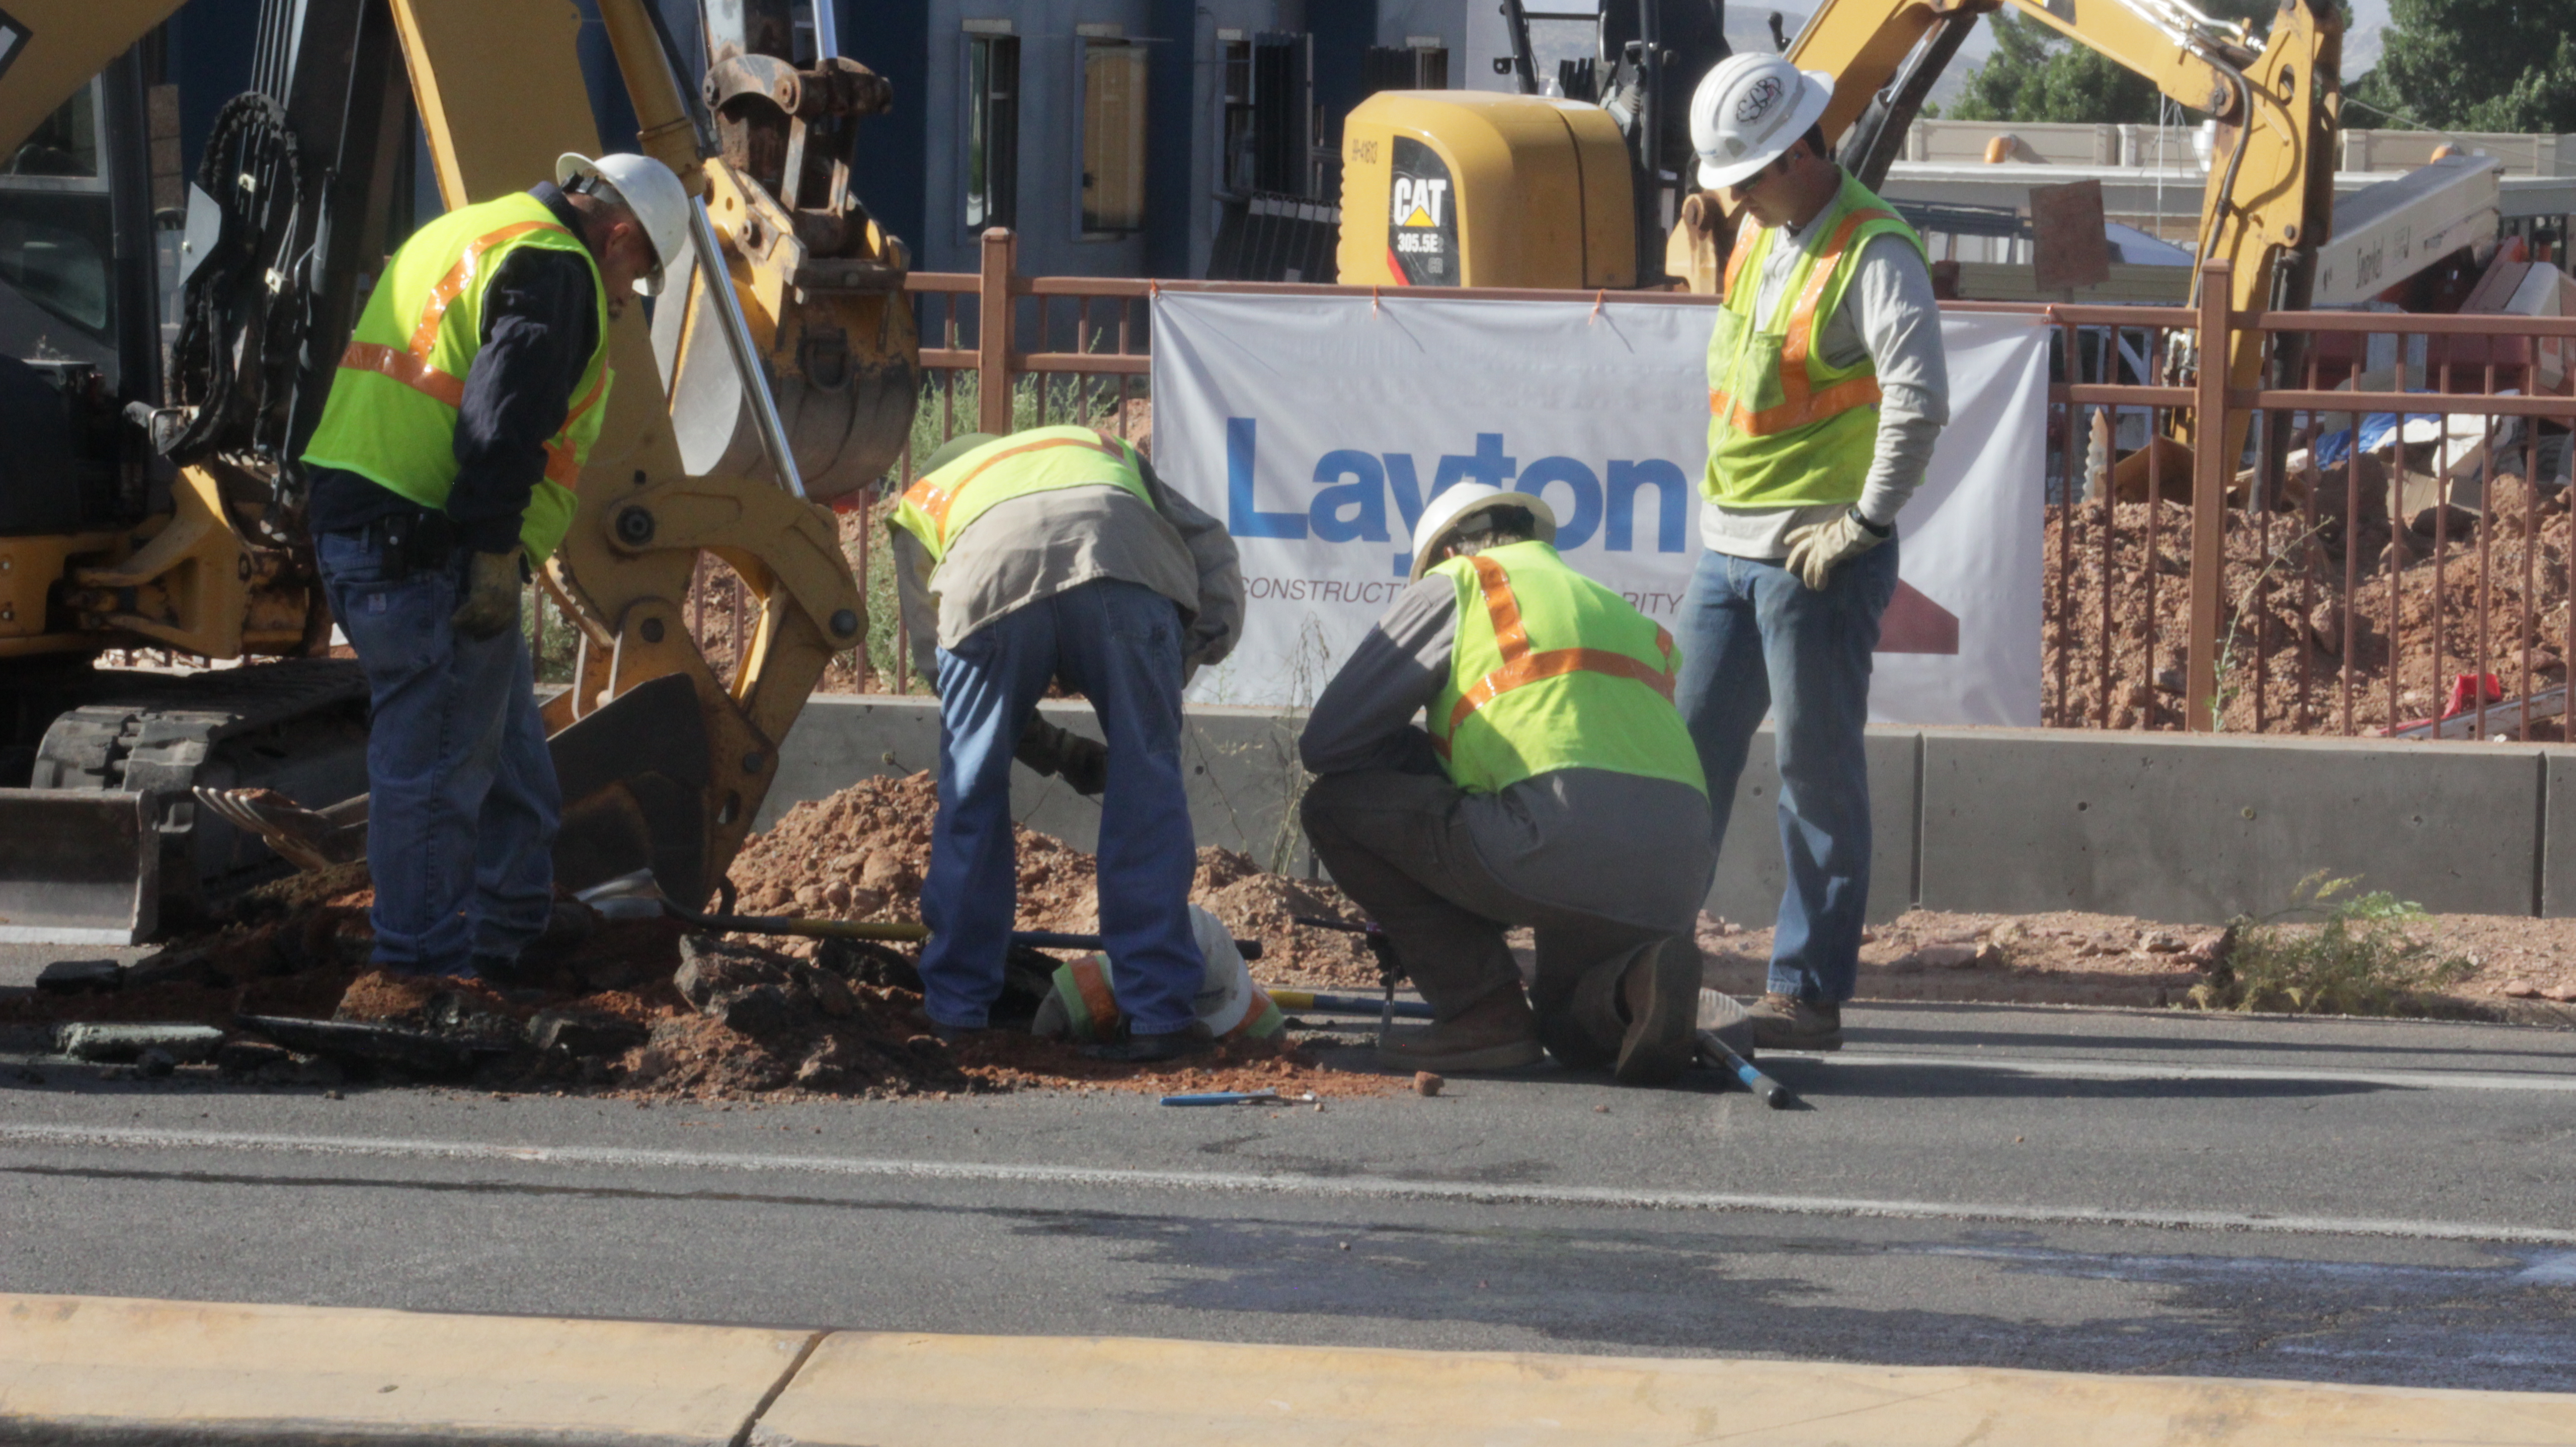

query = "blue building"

[{"left": 846, "top": 0, "right": 1488, "bottom": 281}]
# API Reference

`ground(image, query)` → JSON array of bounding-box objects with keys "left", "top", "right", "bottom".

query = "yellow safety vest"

[
  {"left": 1426, "top": 539, "right": 1705, "bottom": 797},
  {"left": 889, "top": 425, "right": 1157, "bottom": 565},
  {"left": 302, "top": 191, "right": 613, "bottom": 563},
  {"left": 1703, "top": 172, "right": 1924, "bottom": 508}
]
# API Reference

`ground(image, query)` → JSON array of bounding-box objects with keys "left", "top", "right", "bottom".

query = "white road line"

[
  {"left": 1815, "top": 1052, "right": 2576, "bottom": 1092},
  {"left": 5, "top": 1122, "right": 2574, "bottom": 1246}
]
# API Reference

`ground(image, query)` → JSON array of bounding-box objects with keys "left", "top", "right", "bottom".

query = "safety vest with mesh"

[
  {"left": 1703, "top": 172, "right": 1925, "bottom": 508},
  {"left": 1426, "top": 540, "right": 1705, "bottom": 797},
  {"left": 889, "top": 426, "right": 1156, "bottom": 566},
  {"left": 302, "top": 191, "right": 612, "bottom": 563}
]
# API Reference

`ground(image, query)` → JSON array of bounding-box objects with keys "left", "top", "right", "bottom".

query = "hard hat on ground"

[
  {"left": 556, "top": 152, "right": 692, "bottom": 296},
  {"left": 1689, "top": 53, "right": 1834, "bottom": 189},
  {"left": 920, "top": 432, "right": 1000, "bottom": 478},
  {"left": 1409, "top": 482, "right": 1558, "bottom": 582}
]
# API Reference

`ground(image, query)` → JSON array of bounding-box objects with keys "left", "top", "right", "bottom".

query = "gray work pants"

[{"left": 1299, "top": 769, "right": 1681, "bottom": 1044}]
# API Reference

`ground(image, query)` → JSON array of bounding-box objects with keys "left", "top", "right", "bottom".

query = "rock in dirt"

[
  {"left": 525, "top": 1008, "right": 648, "bottom": 1059},
  {"left": 2501, "top": 979, "right": 2542, "bottom": 998},
  {"left": 2138, "top": 931, "right": 2186, "bottom": 954},
  {"left": 55, "top": 1022, "right": 223, "bottom": 1063},
  {"left": 35, "top": 959, "right": 121, "bottom": 995},
  {"left": 1897, "top": 943, "right": 1996, "bottom": 970},
  {"left": 676, "top": 935, "right": 793, "bottom": 1010},
  {"left": 712, "top": 983, "right": 799, "bottom": 1042}
]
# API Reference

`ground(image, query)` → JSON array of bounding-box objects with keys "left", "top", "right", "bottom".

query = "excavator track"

[{"left": 11, "top": 658, "right": 370, "bottom": 933}]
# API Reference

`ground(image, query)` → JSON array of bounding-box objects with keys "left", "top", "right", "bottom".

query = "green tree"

[
  {"left": 2355, "top": 0, "right": 2576, "bottom": 132},
  {"left": 1946, "top": 0, "right": 2291, "bottom": 125},
  {"left": 1947, "top": 10, "right": 2165, "bottom": 124}
]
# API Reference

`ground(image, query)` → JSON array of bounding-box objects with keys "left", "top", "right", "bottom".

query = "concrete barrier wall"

[{"left": 764, "top": 698, "right": 2574, "bottom": 922}]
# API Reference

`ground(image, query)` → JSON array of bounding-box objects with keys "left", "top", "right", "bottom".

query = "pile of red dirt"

[
  {"left": 729, "top": 773, "right": 1385, "bottom": 989},
  {"left": 2045, "top": 481, "right": 2574, "bottom": 736}
]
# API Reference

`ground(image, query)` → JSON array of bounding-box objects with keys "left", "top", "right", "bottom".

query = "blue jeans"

[
  {"left": 316, "top": 528, "right": 559, "bottom": 976},
  {"left": 1675, "top": 540, "right": 1898, "bottom": 1004},
  {"left": 922, "top": 578, "right": 1202, "bottom": 1035}
]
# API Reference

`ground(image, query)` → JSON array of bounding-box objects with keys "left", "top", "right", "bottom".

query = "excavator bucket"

[
  {"left": 0, "top": 790, "right": 157, "bottom": 944},
  {"left": 545, "top": 673, "right": 714, "bottom": 905}
]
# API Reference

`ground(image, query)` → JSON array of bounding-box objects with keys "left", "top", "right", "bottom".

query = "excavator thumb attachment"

[
  {"left": 546, "top": 673, "right": 714, "bottom": 906},
  {"left": 0, "top": 791, "right": 158, "bottom": 944}
]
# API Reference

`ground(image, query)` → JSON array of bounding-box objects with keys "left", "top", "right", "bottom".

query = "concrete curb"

[
  {"left": 6, "top": 1291, "right": 2575, "bottom": 1446},
  {"left": 766, "top": 696, "right": 2576, "bottom": 922}
]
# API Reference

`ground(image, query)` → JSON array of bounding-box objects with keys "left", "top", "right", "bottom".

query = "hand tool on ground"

[
  {"left": 1293, "top": 914, "right": 1409, "bottom": 1046},
  {"left": 1159, "top": 1089, "right": 1313, "bottom": 1107},
  {"left": 1697, "top": 1032, "right": 1797, "bottom": 1109},
  {"left": 1267, "top": 988, "right": 1434, "bottom": 1020}
]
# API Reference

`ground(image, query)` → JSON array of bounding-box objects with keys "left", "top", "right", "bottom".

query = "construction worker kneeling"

[{"left": 1298, "top": 485, "right": 1716, "bottom": 1084}]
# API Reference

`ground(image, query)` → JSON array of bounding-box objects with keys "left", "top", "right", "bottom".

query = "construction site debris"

[
  {"left": 55, "top": 1022, "right": 223, "bottom": 1064},
  {"left": 2047, "top": 488, "right": 2573, "bottom": 735},
  {"left": 35, "top": 960, "right": 121, "bottom": 995}
]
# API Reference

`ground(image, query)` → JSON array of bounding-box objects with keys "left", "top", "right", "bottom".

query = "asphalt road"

[{"left": 4, "top": 989, "right": 2574, "bottom": 1394}]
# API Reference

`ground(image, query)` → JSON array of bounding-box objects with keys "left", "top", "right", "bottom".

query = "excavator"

[
  {"left": 1336, "top": 0, "right": 2339, "bottom": 493},
  {"left": 0, "top": 0, "right": 914, "bottom": 942}
]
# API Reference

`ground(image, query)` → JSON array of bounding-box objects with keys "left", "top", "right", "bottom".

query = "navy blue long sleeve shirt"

[{"left": 307, "top": 183, "right": 602, "bottom": 554}]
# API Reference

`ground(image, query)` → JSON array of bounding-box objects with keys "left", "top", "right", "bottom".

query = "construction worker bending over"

[
  {"left": 889, "top": 427, "right": 1243, "bottom": 1061},
  {"left": 299, "top": 153, "right": 688, "bottom": 980},
  {"left": 1680, "top": 54, "right": 1951, "bottom": 1052},
  {"left": 1298, "top": 484, "right": 1714, "bottom": 1084}
]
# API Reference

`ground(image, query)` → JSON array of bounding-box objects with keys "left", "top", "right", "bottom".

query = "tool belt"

[{"left": 358, "top": 505, "right": 459, "bottom": 582}]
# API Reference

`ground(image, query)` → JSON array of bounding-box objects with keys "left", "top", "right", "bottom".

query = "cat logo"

[{"left": 1392, "top": 175, "right": 1449, "bottom": 230}]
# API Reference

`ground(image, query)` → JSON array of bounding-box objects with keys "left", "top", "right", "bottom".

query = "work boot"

[
  {"left": 1613, "top": 938, "right": 1699, "bottom": 1086},
  {"left": 1745, "top": 992, "right": 1843, "bottom": 1052},
  {"left": 1376, "top": 986, "right": 1543, "bottom": 1073},
  {"left": 1538, "top": 965, "right": 1621, "bottom": 1071}
]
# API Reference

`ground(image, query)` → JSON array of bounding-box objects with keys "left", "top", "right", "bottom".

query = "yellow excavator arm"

[
  {"left": 0, "top": 0, "right": 910, "bottom": 935},
  {"left": 1757, "top": 0, "right": 2341, "bottom": 469}
]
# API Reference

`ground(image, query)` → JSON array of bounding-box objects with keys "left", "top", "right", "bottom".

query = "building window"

[
  {"left": 1081, "top": 38, "right": 1147, "bottom": 235},
  {"left": 1220, "top": 34, "right": 1308, "bottom": 197},
  {"left": 965, "top": 34, "right": 1018, "bottom": 230}
]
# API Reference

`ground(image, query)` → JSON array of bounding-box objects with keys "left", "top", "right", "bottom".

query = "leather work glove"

[
  {"left": 450, "top": 550, "right": 524, "bottom": 642},
  {"left": 1780, "top": 510, "right": 1890, "bottom": 593},
  {"left": 1015, "top": 716, "right": 1111, "bottom": 797}
]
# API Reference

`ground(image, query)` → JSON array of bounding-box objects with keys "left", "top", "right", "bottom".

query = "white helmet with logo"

[
  {"left": 1688, "top": 53, "right": 1834, "bottom": 189},
  {"left": 556, "top": 152, "right": 693, "bottom": 296},
  {"left": 1409, "top": 482, "right": 1558, "bottom": 582}
]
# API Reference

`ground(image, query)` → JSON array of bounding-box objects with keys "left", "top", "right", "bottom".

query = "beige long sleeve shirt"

[{"left": 890, "top": 451, "right": 1244, "bottom": 688}]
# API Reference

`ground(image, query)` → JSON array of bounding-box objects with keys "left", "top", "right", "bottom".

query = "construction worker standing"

[
  {"left": 889, "top": 426, "right": 1242, "bottom": 1061},
  {"left": 299, "top": 153, "right": 689, "bottom": 979},
  {"left": 1299, "top": 485, "right": 1713, "bottom": 1084},
  {"left": 1682, "top": 54, "right": 1951, "bottom": 1050}
]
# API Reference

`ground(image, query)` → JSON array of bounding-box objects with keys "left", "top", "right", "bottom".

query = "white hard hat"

[
  {"left": 1689, "top": 53, "right": 1834, "bottom": 189},
  {"left": 557, "top": 152, "right": 692, "bottom": 296},
  {"left": 1408, "top": 482, "right": 1558, "bottom": 582}
]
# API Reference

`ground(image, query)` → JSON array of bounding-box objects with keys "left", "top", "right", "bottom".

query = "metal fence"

[{"left": 826, "top": 228, "right": 2576, "bottom": 743}]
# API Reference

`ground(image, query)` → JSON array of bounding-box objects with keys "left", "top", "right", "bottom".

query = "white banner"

[{"left": 1150, "top": 292, "right": 2050, "bottom": 724}]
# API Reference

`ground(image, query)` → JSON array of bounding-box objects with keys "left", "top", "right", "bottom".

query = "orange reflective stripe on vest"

[
  {"left": 1706, "top": 205, "right": 1897, "bottom": 438},
  {"left": 900, "top": 431, "right": 1131, "bottom": 548},
  {"left": 1069, "top": 956, "right": 1122, "bottom": 1039},
  {"left": 1433, "top": 553, "right": 1678, "bottom": 757},
  {"left": 338, "top": 218, "right": 569, "bottom": 412},
  {"left": 335, "top": 342, "right": 466, "bottom": 407},
  {"left": 542, "top": 360, "right": 614, "bottom": 484}
]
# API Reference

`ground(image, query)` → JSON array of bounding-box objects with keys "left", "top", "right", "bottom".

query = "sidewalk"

[{"left": 7, "top": 1291, "right": 2574, "bottom": 1446}]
